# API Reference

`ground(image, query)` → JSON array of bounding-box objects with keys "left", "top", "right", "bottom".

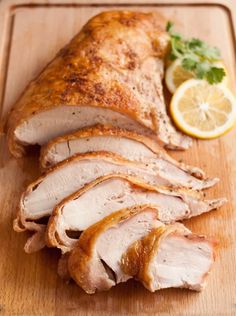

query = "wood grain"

[{"left": 0, "top": 1, "right": 236, "bottom": 315}]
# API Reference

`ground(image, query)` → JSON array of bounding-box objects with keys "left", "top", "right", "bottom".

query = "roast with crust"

[{"left": 7, "top": 11, "right": 191, "bottom": 158}]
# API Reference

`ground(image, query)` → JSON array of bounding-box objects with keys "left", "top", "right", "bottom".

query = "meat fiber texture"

[
  {"left": 14, "top": 151, "right": 224, "bottom": 253},
  {"left": 121, "top": 221, "right": 216, "bottom": 292},
  {"left": 68, "top": 205, "right": 216, "bottom": 294},
  {"left": 40, "top": 125, "right": 201, "bottom": 176},
  {"left": 46, "top": 174, "right": 225, "bottom": 253}
]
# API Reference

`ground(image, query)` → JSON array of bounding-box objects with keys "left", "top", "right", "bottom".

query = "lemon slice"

[
  {"left": 165, "top": 59, "right": 194, "bottom": 94},
  {"left": 170, "top": 79, "right": 236, "bottom": 139},
  {"left": 165, "top": 59, "right": 228, "bottom": 94}
]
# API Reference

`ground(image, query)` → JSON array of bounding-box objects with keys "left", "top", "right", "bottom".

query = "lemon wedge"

[
  {"left": 165, "top": 59, "right": 229, "bottom": 94},
  {"left": 170, "top": 79, "right": 236, "bottom": 139}
]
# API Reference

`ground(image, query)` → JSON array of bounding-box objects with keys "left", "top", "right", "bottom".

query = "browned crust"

[
  {"left": 46, "top": 173, "right": 199, "bottom": 251},
  {"left": 121, "top": 224, "right": 217, "bottom": 291},
  {"left": 6, "top": 11, "right": 170, "bottom": 157},
  {"left": 40, "top": 124, "right": 204, "bottom": 179},
  {"left": 68, "top": 204, "right": 159, "bottom": 294}
]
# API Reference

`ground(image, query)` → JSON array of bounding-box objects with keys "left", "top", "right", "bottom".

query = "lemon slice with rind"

[
  {"left": 165, "top": 59, "right": 229, "bottom": 94},
  {"left": 170, "top": 79, "right": 236, "bottom": 139}
]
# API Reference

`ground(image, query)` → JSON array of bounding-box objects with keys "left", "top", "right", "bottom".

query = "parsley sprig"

[{"left": 166, "top": 21, "right": 226, "bottom": 84}]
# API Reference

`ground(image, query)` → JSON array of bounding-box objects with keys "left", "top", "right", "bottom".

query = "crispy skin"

[{"left": 7, "top": 10, "right": 190, "bottom": 157}]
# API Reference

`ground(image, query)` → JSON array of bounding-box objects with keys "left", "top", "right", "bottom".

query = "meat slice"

[
  {"left": 68, "top": 205, "right": 163, "bottom": 294},
  {"left": 46, "top": 174, "right": 226, "bottom": 253},
  {"left": 14, "top": 151, "right": 218, "bottom": 231},
  {"left": 14, "top": 151, "right": 219, "bottom": 253},
  {"left": 121, "top": 223, "right": 216, "bottom": 292},
  {"left": 40, "top": 125, "right": 202, "bottom": 180},
  {"left": 7, "top": 11, "right": 191, "bottom": 158}
]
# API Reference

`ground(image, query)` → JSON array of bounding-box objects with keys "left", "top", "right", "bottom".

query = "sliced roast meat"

[
  {"left": 13, "top": 106, "right": 151, "bottom": 150},
  {"left": 68, "top": 205, "right": 162, "bottom": 294},
  {"left": 14, "top": 151, "right": 185, "bottom": 253},
  {"left": 46, "top": 174, "right": 226, "bottom": 253},
  {"left": 121, "top": 223, "right": 216, "bottom": 292},
  {"left": 7, "top": 11, "right": 191, "bottom": 158},
  {"left": 40, "top": 125, "right": 203, "bottom": 180},
  {"left": 15, "top": 151, "right": 218, "bottom": 231}
]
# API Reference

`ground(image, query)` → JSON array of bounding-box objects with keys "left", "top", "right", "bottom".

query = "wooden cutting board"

[{"left": 0, "top": 0, "right": 236, "bottom": 315}]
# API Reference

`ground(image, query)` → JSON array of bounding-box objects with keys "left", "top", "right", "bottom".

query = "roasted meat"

[
  {"left": 46, "top": 174, "right": 225, "bottom": 253},
  {"left": 68, "top": 205, "right": 162, "bottom": 293},
  {"left": 40, "top": 125, "right": 202, "bottom": 178},
  {"left": 122, "top": 223, "right": 216, "bottom": 291},
  {"left": 7, "top": 11, "right": 191, "bottom": 158},
  {"left": 68, "top": 206, "right": 216, "bottom": 294}
]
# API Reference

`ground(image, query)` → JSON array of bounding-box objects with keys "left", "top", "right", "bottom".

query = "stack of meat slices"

[{"left": 7, "top": 11, "right": 226, "bottom": 294}]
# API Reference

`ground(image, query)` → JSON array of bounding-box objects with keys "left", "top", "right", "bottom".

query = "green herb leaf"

[
  {"left": 187, "top": 38, "right": 205, "bottom": 50},
  {"left": 166, "top": 22, "right": 225, "bottom": 84},
  {"left": 171, "top": 38, "right": 185, "bottom": 58},
  {"left": 166, "top": 21, "right": 173, "bottom": 32},
  {"left": 182, "top": 57, "right": 198, "bottom": 71},
  {"left": 205, "top": 67, "right": 226, "bottom": 84},
  {"left": 166, "top": 21, "right": 183, "bottom": 41},
  {"left": 195, "top": 62, "right": 211, "bottom": 79},
  {"left": 202, "top": 46, "right": 221, "bottom": 61}
]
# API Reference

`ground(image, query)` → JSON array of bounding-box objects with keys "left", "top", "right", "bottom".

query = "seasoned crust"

[{"left": 7, "top": 11, "right": 171, "bottom": 157}]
